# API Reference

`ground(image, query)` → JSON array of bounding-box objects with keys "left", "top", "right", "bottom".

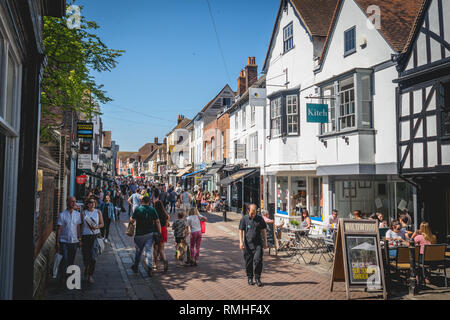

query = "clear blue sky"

[{"left": 76, "top": 0, "right": 279, "bottom": 151}]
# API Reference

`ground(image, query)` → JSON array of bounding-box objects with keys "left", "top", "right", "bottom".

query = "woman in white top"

[
  {"left": 186, "top": 208, "right": 207, "bottom": 266},
  {"left": 81, "top": 198, "right": 104, "bottom": 284}
]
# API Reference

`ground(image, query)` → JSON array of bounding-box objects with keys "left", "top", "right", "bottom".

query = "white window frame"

[
  {"left": 283, "top": 22, "right": 294, "bottom": 53},
  {"left": 250, "top": 133, "right": 258, "bottom": 165},
  {"left": 234, "top": 113, "right": 239, "bottom": 135},
  {"left": 242, "top": 107, "right": 246, "bottom": 131},
  {"left": 271, "top": 97, "right": 282, "bottom": 138},
  {"left": 286, "top": 95, "right": 298, "bottom": 135},
  {"left": 251, "top": 105, "right": 256, "bottom": 126},
  {"left": 338, "top": 81, "right": 356, "bottom": 130}
]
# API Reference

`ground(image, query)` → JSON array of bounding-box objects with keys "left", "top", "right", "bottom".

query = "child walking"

[{"left": 172, "top": 211, "right": 187, "bottom": 265}]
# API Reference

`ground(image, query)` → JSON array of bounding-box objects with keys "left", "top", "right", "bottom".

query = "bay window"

[
  {"left": 269, "top": 90, "right": 300, "bottom": 138},
  {"left": 319, "top": 70, "right": 373, "bottom": 135},
  {"left": 270, "top": 97, "right": 282, "bottom": 137},
  {"left": 287, "top": 95, "right": 298, "bottom": 135}
]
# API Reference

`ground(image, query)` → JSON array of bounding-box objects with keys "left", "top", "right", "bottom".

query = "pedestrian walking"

[
  {"left": 130, "top": 196, "right": 161, "bottom": 277},
  {"left": 153, "top": 200, "right": 170, "bottom": 272},
  {"left": 100, "top": 195, "right": 116, "bottom": 242},
  {"left": 56, "top": 197, "right": 82, "bottom": 284},
  {"left": 172, "top": 211, "right": 187, "bottom": 265},
  {"left": 180, "top": 189, "right": 192, "bottom": 215},
  {"left": 195, "top": 189, "right": 203, "bottom": 212},
  {"left": 168, "top": 187, "right": 177, "bottom": 215},
  {"left": 128, "top": 188, "right": 141, "bottom": 216},
  {"left": 81, "top": 198, "right": 104, "bottom": 284},
  {"left": 186, "top": 207, "right": 207, "bottom": 266},
  {"left": 239, "top": 204, "right": 268, "bottom": 287}
]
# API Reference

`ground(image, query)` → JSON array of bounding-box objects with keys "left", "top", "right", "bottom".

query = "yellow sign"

[{"left": 37, "top": 170, "right": 43, "bottom": 192}]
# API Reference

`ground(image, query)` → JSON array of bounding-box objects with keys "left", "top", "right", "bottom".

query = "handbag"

[
  {"left": 200, "top": 219, "right": 206, "bottom": 234},
  {"left": 96, "top": 237, "right": 105, "bottom": 254},
  {"left": 126, "top": 221, "right": 135, "bottom": 237}
]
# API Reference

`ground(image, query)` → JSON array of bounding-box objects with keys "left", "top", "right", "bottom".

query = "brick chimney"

[
  {"left": 245, "top": 57, "right": 258, "bottom": 89},
  {"left": 163, "top": 138, "right": 167, "bottom": 145},
  {"left": 154, "top": 137, "right": 158, "bottom": 144},
  {"left": 237, "top": 70, "right": 247, "bottom": 96},
  {"left": 177, "top": 115, "right": 185, "bottom": 124}
]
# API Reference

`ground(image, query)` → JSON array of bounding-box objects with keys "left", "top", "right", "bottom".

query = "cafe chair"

[
  {"left": 419, "top": 244, "right": 448, "bottom": 287},
  {"left": 379, "top": 228, "right": 389, "bottom": 239},
  {"left": 390, "top": 246, "right": 419, "bottom": 285}
]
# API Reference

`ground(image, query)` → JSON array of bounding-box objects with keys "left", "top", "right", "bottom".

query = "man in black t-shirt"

[
  {"left": 130, "top": 196, "right": 161, "bottom": 277},
  {"left": 239, "top": 204, "right": 268, "bottom": 287}
]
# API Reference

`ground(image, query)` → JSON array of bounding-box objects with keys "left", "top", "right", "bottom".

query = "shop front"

[
  {"left": 271, "top": 173, "right": 323, "bottom": 230},
  {"left": 218, "top": 168, "right": 260, "bottom": 213},
  {"left": 330, "top": 175, "right": 415, "bottom": 225}
]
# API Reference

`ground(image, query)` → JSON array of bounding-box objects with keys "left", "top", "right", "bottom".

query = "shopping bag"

[
  {"left": 96, "top": 237, "right": 105, "bottom": 253},
  {"left": 52, "top": 253, "right": 63, "bottom": 279},
  {"left": 126, "top": 221, "right": 135, "bottom": 237},
  {"left": 200, "top": 220, "right": 206, "bottom": 234}
]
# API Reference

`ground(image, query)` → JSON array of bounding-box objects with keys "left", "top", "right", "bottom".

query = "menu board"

[{"left": 330, "top": 219, "right": 386, "bottom": 300}]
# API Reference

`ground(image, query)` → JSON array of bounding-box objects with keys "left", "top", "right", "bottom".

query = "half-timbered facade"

[{"left": 395, "top": 0, "right": 450, "bottom": 240}]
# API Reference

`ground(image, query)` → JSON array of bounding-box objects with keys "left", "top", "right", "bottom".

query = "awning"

[
  {"left": 217, "top": 168, "right": 258, "bottom": 186},
  {"left": 205, "top": 164, "right": 224, "bottom": 176},
  {"left": 176, "top": 166, "right": 192, "bottom": 178},
  {"left": 181, "top": 169, "right": 205, "bottom": 180},
  {"left": 222, "top": 164, "right": 238, "bottom": 172}
]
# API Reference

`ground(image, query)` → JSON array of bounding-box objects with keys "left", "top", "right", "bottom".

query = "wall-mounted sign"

[
  {"left": 306, "top": 104, "right": 328, "bottom": 123},
  {"left": 37, "top": 170, "right": 43, "bottom": 192},
  {"left": 249, "top": 88, "right": 267, "bottom": 106},
  {"left": 330, "top": 219, "right": 386, "bottom": 300},
  {"left": 77, "top": 122, "right": 94, "bottom": 139},
  {"left": 80, "top": 142, "right": 92, "bottom": 154},
  {"left": 78, "top": 154, "right": 92, "bottom": 170}
]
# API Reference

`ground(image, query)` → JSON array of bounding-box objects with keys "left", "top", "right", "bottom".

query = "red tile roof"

[{"left": 291, "top": 0, "right": 340, "bottom": 36}]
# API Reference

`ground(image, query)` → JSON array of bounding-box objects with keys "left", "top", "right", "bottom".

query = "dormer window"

[
  {"left": 283, "top": 22, "right": 294, "bottom": 53},
  {"left": 344, "top": 26, "right": 356, "bottom": 56}
]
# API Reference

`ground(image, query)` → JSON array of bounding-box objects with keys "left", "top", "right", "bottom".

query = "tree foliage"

[{"left": 40, "top": 1, "right": 124, "bottom": 140}]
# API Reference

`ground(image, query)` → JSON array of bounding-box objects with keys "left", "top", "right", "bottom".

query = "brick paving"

[{"left": 44, "top": 205, "right": 450, "bottom": 300}]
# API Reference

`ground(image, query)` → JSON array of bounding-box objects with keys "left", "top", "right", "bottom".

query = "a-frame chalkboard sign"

[{"left": 330, "top": 219, "right": 387, "bottom": 300}]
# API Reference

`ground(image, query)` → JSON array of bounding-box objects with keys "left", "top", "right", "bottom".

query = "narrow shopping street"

[{"left": 45, "top": 205, "right": 379, "bottom": 300}]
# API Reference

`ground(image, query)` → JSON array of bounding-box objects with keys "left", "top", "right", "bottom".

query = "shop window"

[
  {"left": 309, "top": 178, "right": 322, "bottom": 218},
  {"left": 276, "top": 176, "right": 289, "bottom": 214},
  {"left": 290, "top": 177, "right": 306, "bottom": 214}
]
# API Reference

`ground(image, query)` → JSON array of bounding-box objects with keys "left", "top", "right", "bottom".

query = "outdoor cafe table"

[{"left": 291, "top": 230, "right": 328, "bottom": 264}]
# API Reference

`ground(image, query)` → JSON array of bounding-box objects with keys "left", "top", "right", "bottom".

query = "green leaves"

[{"left": 41, "top": 1, "right": 124, "bottom": 140}]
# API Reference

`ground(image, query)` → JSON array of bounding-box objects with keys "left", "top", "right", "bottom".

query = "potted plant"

[{"left": 290, "top": 220, "right": 300, "bottom": 229}]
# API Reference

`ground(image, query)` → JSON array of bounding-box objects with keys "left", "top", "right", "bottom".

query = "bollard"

[
  {"left": 223, "top": 209, "right": 227, "bottom": 222},
  {"left": 409, "top": 238, "right": 417, "bottom": 295}
]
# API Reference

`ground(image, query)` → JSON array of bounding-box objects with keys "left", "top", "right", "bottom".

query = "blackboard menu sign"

[{"left": 330, "top": 219, "right": 386, "bottom": 300}]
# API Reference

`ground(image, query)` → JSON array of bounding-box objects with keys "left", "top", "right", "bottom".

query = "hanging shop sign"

[
  {"left": 330, "top": 219, "right": 386, "bottom": 300},
  {"left": 249, "top": 88, "right": 267, "bottom": 107},
  {"left": 80, "top": 142, "right": 92, "bottom": 154},
  {"left": 77, "top": 122, "right": 94, "bottom": 139},
  {"left": 306, "top": 104, "right": 328, "bottom": 123},
  {"left": 76, "top": 175, "right": 88, "bottom": 185}
]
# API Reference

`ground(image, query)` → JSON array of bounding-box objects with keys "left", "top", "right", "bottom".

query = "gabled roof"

[
  {"left": 187, "top": 84, "right": 235, "bottom": 126},
  {"left": 166, "top": 117, "right": 192, "bottom": 137},
  {"left": 263, "top": 0, "right": 339, "bottom": 72},
  {"left": 317, "top": 0, "right": 424, "bottom": 68},
  {"left": 143, "top": 149, "right": 158, "bottom": 164}
]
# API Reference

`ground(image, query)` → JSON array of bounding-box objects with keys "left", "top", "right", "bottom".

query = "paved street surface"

[{"left": 45, "top": 207, "right": 450, "bottom": 300}]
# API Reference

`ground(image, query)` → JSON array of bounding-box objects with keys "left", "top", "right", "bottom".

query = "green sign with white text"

[{"left": 307, "top": 104, "right": 329, "bottom": 123}]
